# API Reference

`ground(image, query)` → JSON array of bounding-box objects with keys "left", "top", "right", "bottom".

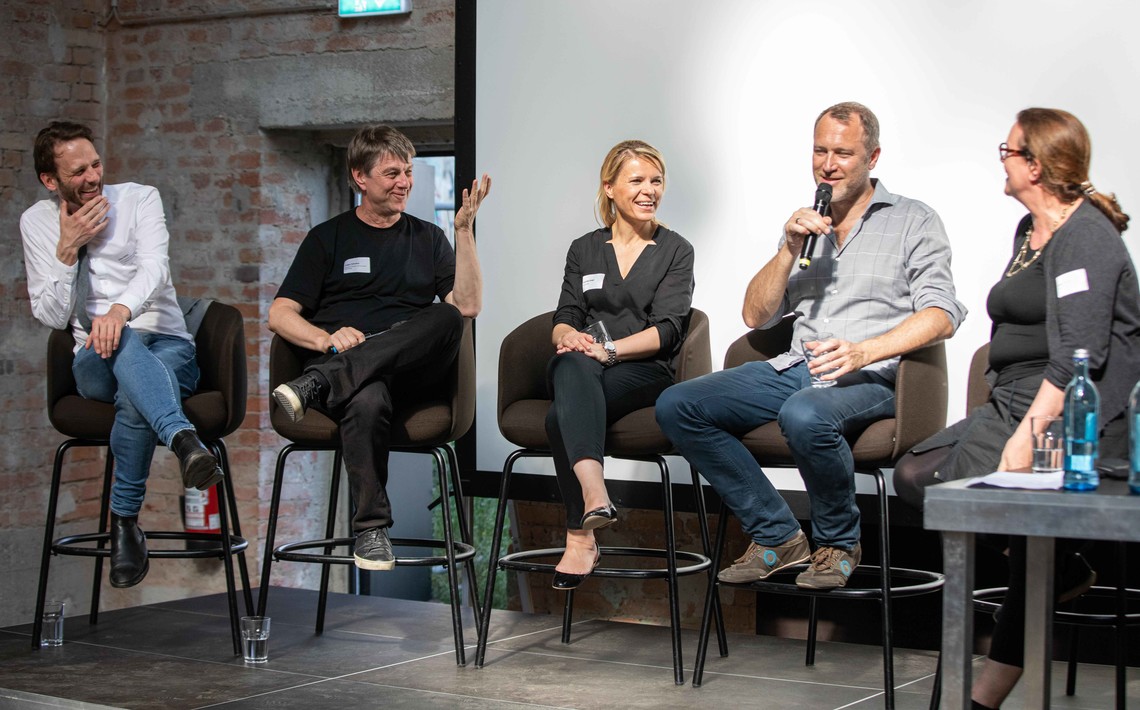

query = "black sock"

[{"left": 972, "top": 701, "right": 996, "bottom": 710}]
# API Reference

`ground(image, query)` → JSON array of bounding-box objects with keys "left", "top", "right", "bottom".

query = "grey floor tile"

[{"left": 205, "top": 678, "right": 564, "bottom": 709}]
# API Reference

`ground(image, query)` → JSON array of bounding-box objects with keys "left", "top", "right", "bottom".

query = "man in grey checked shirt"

[{"left": 657, "top": 102, "right": 966, "bottom": 589}]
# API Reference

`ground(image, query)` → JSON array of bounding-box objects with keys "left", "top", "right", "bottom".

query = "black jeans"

[
  {"left": 545, "top": 352, "right": 674, "bottom": 529},
  {"left": 304, "top": 303, "right": 463, "bottom": 533}
]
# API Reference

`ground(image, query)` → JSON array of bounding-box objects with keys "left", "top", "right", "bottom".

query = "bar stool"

[
  {"left": 257, "top": 318, "right": 480, "bottom": 666},
  {"left": 474, "top": 309, "right": 725, "bottom": 685},
  {"left": 692, "top": 315, "right": 947, "bottom": 709},
  {"left": 32, "top": 301, "right": 253, "bottom": 653}
]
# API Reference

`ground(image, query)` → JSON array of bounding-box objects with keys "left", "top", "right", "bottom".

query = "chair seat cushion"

[
  {"left": 499, "top": 399, "right": 552, "bottom": 450},
  {"left": 740, "top": 419, "right": 897, "bottom": 467},
  {"left": 51, "top": 391, "right": 228, "bottom": 441},
  {"left": 271, "top": 398, "right": 455, "bottom": 448}
]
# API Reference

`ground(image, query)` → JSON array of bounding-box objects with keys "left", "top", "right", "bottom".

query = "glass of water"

[
  {"left": 1031, "top": 415, "right": 1064, "bottom": 473},
  {"left": 801, "top": 332, "right": 838, "bottom": 388},
  {"left": 581, "top": 320, "right": 611, "bottom": 345},
  {"left": 41, "top": 600, "right": 65, "bottom": 647},
  {"left": 240, "top": 616, "right": 270, "bottom": 663}
]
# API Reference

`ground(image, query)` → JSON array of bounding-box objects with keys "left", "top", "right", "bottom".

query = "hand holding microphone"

[{"left": 797, "top": 183, "right": 833, "bottom": 270}]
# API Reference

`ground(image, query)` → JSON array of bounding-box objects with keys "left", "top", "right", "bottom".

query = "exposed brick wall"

[{"left": 0, "top": 0, "right": 457, "bottom": 626}]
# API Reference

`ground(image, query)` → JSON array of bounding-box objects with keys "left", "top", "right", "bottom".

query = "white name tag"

[
  {"left": 582, "top": 273, "right": 604, "bottom": 291},
  {"left": 1055, "top": 268, "right": 1089, "bottom": 298},
  {"left": 344, "top": 257, "right": 371, "bottom": 274}
]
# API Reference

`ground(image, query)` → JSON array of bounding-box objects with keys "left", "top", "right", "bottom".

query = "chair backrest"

[
  {"left": 723, "top": 314, "right": 948, "bottom": 462},
  {"left": 966, "top": 342, "right": 991, "bottom": 414},
  {"left": 193, "top": 301, "right": 248, "bottom": 439}
]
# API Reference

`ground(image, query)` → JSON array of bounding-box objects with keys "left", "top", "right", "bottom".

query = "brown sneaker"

[
  {"left": 795, "top": 543, "right": 862, "bottom": 589},
  {"left": 717, "top": 530, "right": 810, "bottom": 583}
]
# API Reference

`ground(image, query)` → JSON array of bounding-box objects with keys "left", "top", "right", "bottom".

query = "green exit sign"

[{"left": 339, "top": 0, "right": 412, "bottom": 17}]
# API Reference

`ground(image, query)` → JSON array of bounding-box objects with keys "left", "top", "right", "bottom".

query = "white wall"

[{"left": 474, "top": 0, "right": 1140, "bottom": 482}]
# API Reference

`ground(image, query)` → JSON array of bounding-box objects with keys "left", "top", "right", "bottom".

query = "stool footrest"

[
  {"left": 52, "top": 531, "right": 248, "bottom": 559},
  {"left": 273, "top": 536, "right": 476, "bottom": 567},
  {"left": 718, "top": 564, "right": 944, "bottom": 599},
  {"left": 497, "top": 546, "right": 711, "bottom": 580},
  {"left": 973, "top": 585, "right": 1140, "bottom": 625}
]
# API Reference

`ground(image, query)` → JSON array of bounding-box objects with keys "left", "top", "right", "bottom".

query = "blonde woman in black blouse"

[{"left": 546, "top": 140, "right": 695, "bottom": 590}]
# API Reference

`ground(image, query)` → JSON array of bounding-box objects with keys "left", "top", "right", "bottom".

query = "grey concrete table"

[{"left": 925, "top": 477, "right": 1139, "bottom": 709}]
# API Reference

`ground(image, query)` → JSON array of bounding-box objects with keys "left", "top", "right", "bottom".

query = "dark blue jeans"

[
  {"left": 656, "top": 360, "right": 895, "bottom": 549},
  {"left": 72, "top": 327, "right": 199, "bottom": 517}
]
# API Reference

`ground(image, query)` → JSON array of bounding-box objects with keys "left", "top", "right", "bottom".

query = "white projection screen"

[{"left": 472, "top": 0, "right": 1140, "bottom": 487}]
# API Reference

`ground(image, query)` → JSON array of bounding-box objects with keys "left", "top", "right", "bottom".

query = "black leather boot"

[
  {"left": 110, "top": 513, "right": 149, "bottom": 588},
  {"left": 171, "top": 429, "right": 223, "bottom": 490}
]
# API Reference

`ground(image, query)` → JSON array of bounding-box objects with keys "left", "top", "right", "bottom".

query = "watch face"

[{"left": 604, "top": 341, "right": 616, "bottom": 353}]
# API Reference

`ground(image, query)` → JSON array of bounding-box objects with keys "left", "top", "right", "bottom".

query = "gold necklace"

[{"left": 1005, "top": 202, "right": 1072, "bottom": 278}]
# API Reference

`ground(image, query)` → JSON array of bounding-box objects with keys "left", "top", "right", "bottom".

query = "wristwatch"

[{"left": 603, "top": 341, "right": 618, "bottom": 367}]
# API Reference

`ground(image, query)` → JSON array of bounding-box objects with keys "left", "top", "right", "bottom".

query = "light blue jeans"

[
  {"left": 656, "top": 360, "right": 895, "bottom": 549},
  {"left": 72, "top": 327, "right": 199, "bottom": 517}
]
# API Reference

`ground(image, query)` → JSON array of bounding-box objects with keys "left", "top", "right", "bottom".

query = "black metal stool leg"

[
  {"left": 692, "top": 506, "right": 730, "bottom": 686},
  {"left": 806, "top": 597, "right": 818, "bottom": 665},
  {"left": 213, "top": 439, "right": 253, "bottom": 615},
  {"left": 214, "top": 471, "right": 241, "bottom": 655},
  {"left": 561, "top": 588, "right": 574, "bottom": 643},
  {"left": 257, "top": 444, "right": 293, "bottom": 617},
  {"left": 445, "top": 443, "right": 482, "bottom": 627},
  {"left": 475, "top": 451, "right": 518, "bottom": 667},
  {"left": 658, "top": 457, "right": 684, "bottom": 685},
  {"left": 316, "top": 450, "right": 343, "bottom": 634},
  {"left": 90, "top": 450, "right": 114, "bottom": 626},
  {"left": 32, "top": 440, "right": 75, "bottom": 650},
  {"left": 690, "top": 465, "right": 728, "bottom": 657},
  {"left": 874, "top": 469, "right": 896, "bottom": 710},
  {"left": 435, "top": 446, "right": 467, "bottom": 666}
]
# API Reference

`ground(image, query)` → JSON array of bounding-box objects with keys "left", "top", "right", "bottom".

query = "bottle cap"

[{"left": 1073, "top": 348, "right": 1089, "bottom": 359}]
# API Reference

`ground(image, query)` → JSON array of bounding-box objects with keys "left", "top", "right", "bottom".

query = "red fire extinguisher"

[{"left": 183, "top": 486, "right": 221, "bottom": 550}]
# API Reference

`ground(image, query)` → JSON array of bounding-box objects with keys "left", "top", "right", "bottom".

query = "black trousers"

[
  {"left": 545, "top": 352, "right": 674, "bottom": 529},
  {"left": 304, "top": 303, "right": 463, "bottom": 533}
]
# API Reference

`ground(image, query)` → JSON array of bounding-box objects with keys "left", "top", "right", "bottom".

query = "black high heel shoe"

[
  {"left": 580, "top": 504, "right": 618, "bottom": 530},
  {"left": 552, "top": 541, "right": 601, "bottom": 591}
]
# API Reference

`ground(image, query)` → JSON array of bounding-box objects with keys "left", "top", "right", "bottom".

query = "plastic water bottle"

[
  {"left": 1063, "top": 349, "right": 1099, "bottom": 491},
  {"left": 1129, "top": 379, "right": 1140, "bottom": 495}
]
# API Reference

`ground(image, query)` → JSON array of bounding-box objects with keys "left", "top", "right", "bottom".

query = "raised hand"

[{"left": 454, "top": 174, "right": 492, "bottom": 233}]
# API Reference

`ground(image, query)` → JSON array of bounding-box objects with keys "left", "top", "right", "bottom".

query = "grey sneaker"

[
  {"left": 354, "top": 527, "right": 396, "bottom": 571},
  {"left": 795, "top": 543, "right": 862, "bottom": 589},
  {"left": 272, "top": 372, "right": 328, "bottom": 423},
  {"left": 717, "top": 530, "right": 810, "bottom": 583}
]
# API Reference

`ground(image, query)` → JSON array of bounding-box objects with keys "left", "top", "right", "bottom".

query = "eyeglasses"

[{"left": 998, "top": 142, "right": 1032, "bottom": 162}]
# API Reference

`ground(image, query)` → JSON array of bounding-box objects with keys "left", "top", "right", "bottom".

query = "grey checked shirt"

[{"left": 762, "top": 179, "right": 967, "bottom": 381}]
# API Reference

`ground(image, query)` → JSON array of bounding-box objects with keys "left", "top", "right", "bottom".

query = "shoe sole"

[
  {"left": 272, "top": 385, "right": 305, "bottom": 423},
  {"left": 718, "top": 550, "right": 811, "bottom": 584},
  {"left": 795, "top": 575, "right": 851, "bottom": 590},
  {"left": 110, "top": 559, "right": 150, "bottom": 589},
  {"left": 354, "top": 554, "right": 396, "bottom": 571},
  {"left": 183, "top": 456, "right": 224, "bottom": 491},
  {"left": 581, "top": 515, "right": 617, "bottom": 531}
]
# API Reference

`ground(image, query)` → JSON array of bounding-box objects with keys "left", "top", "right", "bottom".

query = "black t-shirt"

[
  {"left": 986, "top": 216, "right": 1049, "bottom": 384},
  {"left": 276, "top": 210, "right": 456, "bottom": 334}
]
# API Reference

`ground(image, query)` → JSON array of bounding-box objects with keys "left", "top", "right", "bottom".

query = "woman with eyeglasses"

[{"left": 893, "top": 108, "right": 1140, "bottom": 709}]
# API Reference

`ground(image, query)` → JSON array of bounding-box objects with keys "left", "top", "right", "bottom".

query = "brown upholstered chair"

[
  {"left": 32, "top": 301, "right": 252, "bottom": 653},
  {"left": 474, "top": 309, "right": 723, "bottom": 685},
  {"left": 257, "top": 318, "right": 479, "bottom": 666},
  {"left": 692, "top": 315, "right": 947, "bottom": 707}
]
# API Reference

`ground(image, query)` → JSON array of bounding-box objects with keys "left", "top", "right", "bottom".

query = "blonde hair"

[
  {"left": 595, "top": 140, "right": 666, "bottom": 228},
  {"left": 1017, "top": 108, "right": 1128, "bottom": 232}
]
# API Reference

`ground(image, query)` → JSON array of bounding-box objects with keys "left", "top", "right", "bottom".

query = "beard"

[{"left": 56, "top": 178, "right": 103, "bottom": 210}]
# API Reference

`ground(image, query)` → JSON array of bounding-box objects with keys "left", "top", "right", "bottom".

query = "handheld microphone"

[{"left": 797, "top": 183, "right": 833, "bottom": 270}]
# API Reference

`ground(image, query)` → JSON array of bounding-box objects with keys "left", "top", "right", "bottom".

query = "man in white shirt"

[{"left": 21, "top": 121, "right": 223, "bottom": 589}]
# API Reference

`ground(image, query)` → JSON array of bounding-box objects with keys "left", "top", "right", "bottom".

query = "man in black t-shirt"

[{"left": 269, "top": 125, "right": 490, "bottom": 570}]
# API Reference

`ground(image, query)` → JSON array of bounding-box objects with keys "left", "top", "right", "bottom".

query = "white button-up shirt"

[{"left": 21, "top": 182, "right": 191, "bottom": 350}]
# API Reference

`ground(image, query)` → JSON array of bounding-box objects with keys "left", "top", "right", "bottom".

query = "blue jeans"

[
  {"left": 656, "top": 361, "right": 895, "bottom": 549},
  {"left": 72, "top": 327, "right": 199, "bottom": 517}
]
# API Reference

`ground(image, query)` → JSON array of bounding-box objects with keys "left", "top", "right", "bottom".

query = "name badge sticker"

[
  {"left": 344, "top": 257, "right": 371, "bottom": 275},
  {"left": 1055, "top": 268, "right": 1089, "bottom": 299},
  {"left": 582, "top": 273, "right": 604, "bottom": 291}
]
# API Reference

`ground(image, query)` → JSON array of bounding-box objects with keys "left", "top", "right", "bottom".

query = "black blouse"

[{"left": 553, "top": 225, "right": 695, "bottom": 374}]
